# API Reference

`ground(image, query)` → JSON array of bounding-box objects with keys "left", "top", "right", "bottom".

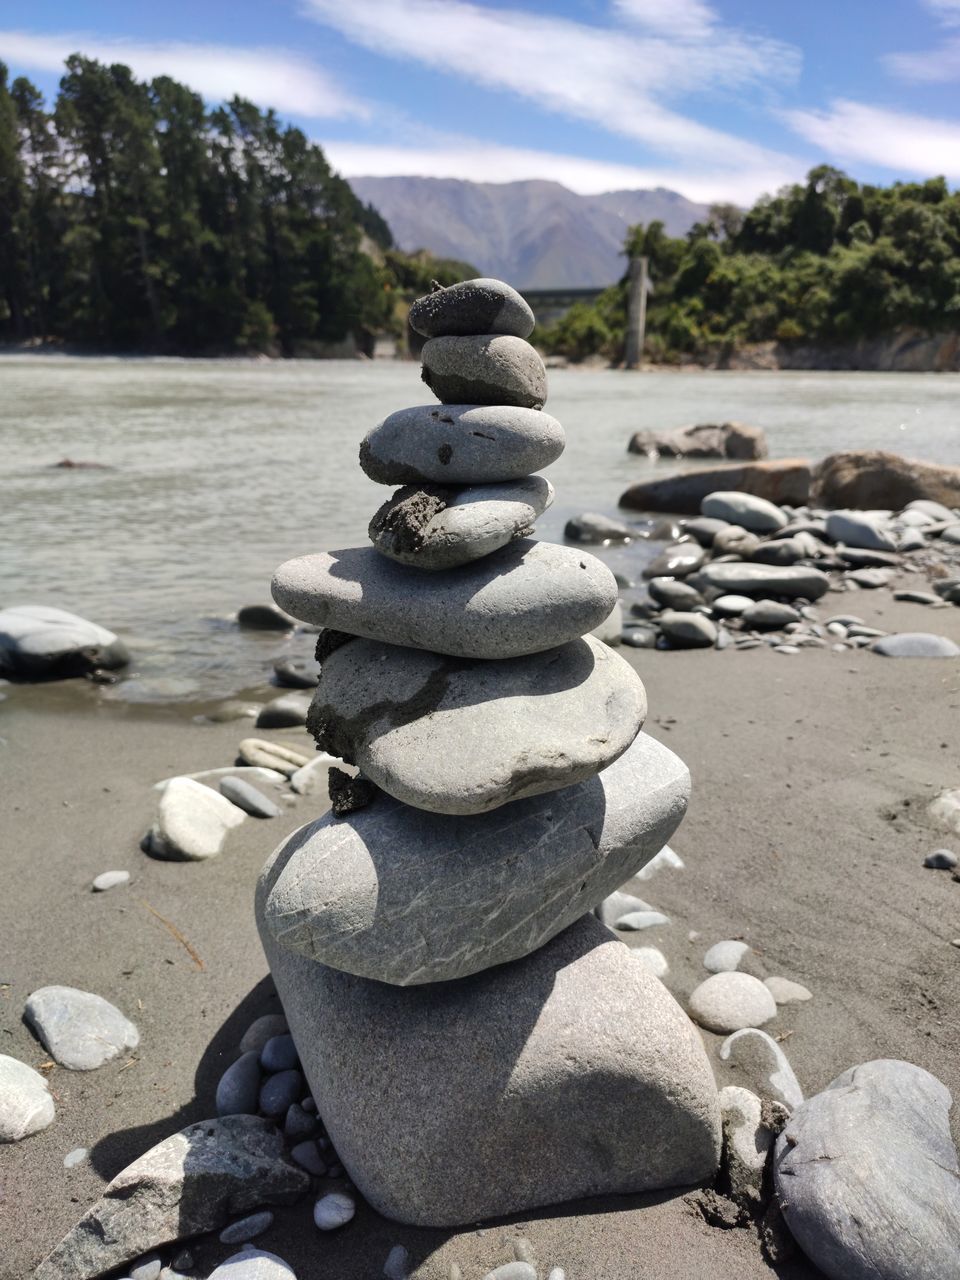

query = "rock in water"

[
  {"left": 564, "top": 512, "right": 637, "bottom": 544},
  {"left": 0, "top": 1054, "right": 55, "bottom": 1140},
  {"left": 261, "top": 732, "right": 688, "bottom": 985},
  {"left": 237, "top": 604, "right": 294, "bottom": 632},
  {"left": 34, "top": 1116, "right": 309, "bottom": 1280},
  {"left": 272, "top": 541, "right": 618, "bottom": 661},
  {"left": 421, "top": 335, "right": 546, "bottom": 408},
  {"left": 774, "top": 1059, "right": 960, "bottom": 1280},
  {"left": 257, "top": 911, "right": 720, "bottom": 1226},
  {"left": 701, "top": 491, "right": 788, "bottom": 533},
  {"left": 0, "top": 605, "right": 130, "bottom": 678},
  {"left": 696, "top": 562, "right": 830, "bottom": 600},
  {"left": 360, "top": 405, "right": 565, "bottom": 486},
  {"left": 369, "top": 476, "right": 552, "bottom": 571},
  {"left": 24, "top": 986, "right": 139, "bottom": 1070},
  {"left": 408, "top": 278, "right": 535, "bottom": 339},
  {"left": 147, "top": 776, "right": 246, "bottom": 860},
  {"left": 307, "top": 635, "right": 645, "bottom": 815}
]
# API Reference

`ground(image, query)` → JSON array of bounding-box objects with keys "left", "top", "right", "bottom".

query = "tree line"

[
  {"left": 542, "top": 166, "right": 960, "bottom": 364},
  {"left": 0, "top": 56, "right": 477, "bottom": 355}
]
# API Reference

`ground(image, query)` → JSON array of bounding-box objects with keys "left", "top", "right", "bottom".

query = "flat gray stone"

[
  {"left": 0, "top": 1053, "right": 55, "bottom": 1141},
  {"left": 871, "top": 633, "right": 960, "bottom": 658},
  {"left": 848, "top": 567, "right": 893, "bottom": 588},
  {"left": 421, "top": 335, "right": 546, "bottom": 408},
  {"left": 256, "top": 911, "right": 720, "bottom": 1226},
  {"left": 219, "top": 1210, "right": 275, "bottom": 1244},
  {"left": 697, "top": 562, "right": 830, "bottom": 600},
  {"left": 718, "top": 1029, "right": 804, "bottom": 1109},
  {"left": 711, "top": 594, "right": 755, "bottom": 617},
  {"left": 408, "top": 278, "right": 535, "bottom": 339},
  {"left": 360, "top": 404, "right": 564, "bottom": 486},
  {"left": 370, "top": 476, "right": 552, "bottom": 570},
  {"left": 741, "top": 601, "right": 800, "bottom": 630},
  {"left": 147, "top": 777, "right": 246, "bottom": 860},
  {"left": 764, "top": 976, "right": 812, "bottom": 1004},
  {"left": 701, "top": 492, "right": 788, "bottom": 533},
  {"left": 307, "top": 635, "right": 645, "bottom": 815},
  {"left": 0, "top": 605, "right": 129, "bottom": 678},
  {"left": 25, "top": 986, "right": 139, "bottom": 1070},
  {"left": 659, "top": 611, "right": 717, "bottom": 648},
  {"left": 644, "top": 543, "right": 706, "bottom": 579},
  {"left": 261, "top": 732, "right": 689, "bottom": 986},
  {"left": 272, "top": 541, "right": 618, "bottom": 661},
  {"left": 688, "top": 973, "right": 777, "bottom": 1034},
  {"left": 35, "top": 1117, "right": 308, "bottom": 1280},
  {"left": 774, "top": 1060, "right": 960, "bottom": 1280},
  {"left": 826, "top": 510, "right": 898, "bottom": 551},
  {"left": 219, "top": 778, "right": 281, "bottom": 819}
]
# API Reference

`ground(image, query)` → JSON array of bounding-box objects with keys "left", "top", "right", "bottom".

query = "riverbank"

[{"left": 3, "top": 583, "right": 959, "bottom": 1279}]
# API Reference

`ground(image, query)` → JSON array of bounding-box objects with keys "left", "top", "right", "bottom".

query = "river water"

[{"left": 2, "top": 357, "right": 958, "bottom": 701}]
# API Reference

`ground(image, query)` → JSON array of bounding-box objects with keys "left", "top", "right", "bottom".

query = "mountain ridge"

[{"left": 347, "top": 176, "right": 710, "bottom": 289}]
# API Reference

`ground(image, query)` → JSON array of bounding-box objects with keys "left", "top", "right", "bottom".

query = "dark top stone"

[{"left": 408, "top": 278, "right": 535, "bottom": 339}]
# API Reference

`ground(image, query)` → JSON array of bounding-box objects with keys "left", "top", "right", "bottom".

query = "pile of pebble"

[
  {"left": 567, "top": 492, "right": 960, "bottom": 658},
  {"left": 255, "top": 277, "right": 723, "bottom": 1227}
]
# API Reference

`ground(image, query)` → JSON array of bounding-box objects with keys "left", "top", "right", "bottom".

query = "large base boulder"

[
  {"left": 629, "top": 422, "right": 768, "bottom": 461},
  {"left": 812, "top": 451, "right": 960, "bottom": 511},
  {"left": 619, "top": 460, "right": 811, "bottom": 514},
  {"left": 257, "top": 910, "right": 721, "bottom": 1227}
]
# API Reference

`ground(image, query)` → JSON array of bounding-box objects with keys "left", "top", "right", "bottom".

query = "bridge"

[{"left": 520, "top": 286, "right": 610, "bottom": 328}]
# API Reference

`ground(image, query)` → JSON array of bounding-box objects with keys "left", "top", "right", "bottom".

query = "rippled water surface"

[{"left": 2, "top": 357, "right": 958, "bottom": 700}]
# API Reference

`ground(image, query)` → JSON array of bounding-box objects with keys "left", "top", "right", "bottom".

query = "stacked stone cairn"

[{"left": 256, "top": 278, "right": 721, "bottom": 1227}]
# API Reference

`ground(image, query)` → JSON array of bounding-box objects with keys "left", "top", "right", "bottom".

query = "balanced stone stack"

[{"left": 256, "top": 278, "right": 720, "bottom": 1226}]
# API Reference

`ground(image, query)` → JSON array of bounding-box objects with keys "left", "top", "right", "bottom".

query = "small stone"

[
  {"left": 720, "top": 1085, "right": 774, "bottom": 1205},
  {"left": 773, "top": 644, "right": 800, "bottom": 655},
  {"left": 703, "top": 941, "right": 751, "bottom": 974},
  {"left": 631, "top": 947, "right": 669, "bottom": 977},
  {"left": 170, "top": 1251, "right": 194, "bottom": 1272},
  {"left": 688, "top": 973, "right": 777, "bottom": 1034},
  {"left": 360, "top": 404, "right": 564, "bottom": 486},
  {"left": 408, "top": 278, "right": 534, "bottom": 339},
  {"left": 208, "top": 1249, "right": 296, "bottom": 1279},
  {"left": 313, "top": 1191, "right": 355, "bottom": 1231},
  {"left": 421, "top": 335, "right": 546, "bottom": 409},
  {"left": 146, "top": 777, "right": 246, "bottom": 861},
  {"left": 658, "top": 610, "right": 717, "bottom": 648},
  {"left": 698, "top": 562, "right": 830, "bottom": 600},
  {"left": 892, "top": 589, "right": 943, "bottom": 605},
  {"left": 283, "top": 1103, "right": 316, "bottom": 1140},
  {"left": 271, "top": 659, "right": 318, "bottom": 689},
  {"left": 872, "top": 633, "right": 960, "bottom": 658},
  {"left": 290, "top": 1139, "right": 327, "bottom": 1175},
  {"left": 130, "top": 1256, "right": 162, "bottom": 1280},
  {"left": 564, "top": 512, "right": 636, "bottom": 544},
  {"left": 255, "top": 694, "right": 312, "bottom": 730},
  {"left": 763, "top": 977, "right": 812, "bottom": 1004},
  {"left": 684, "top": 516, "right": 730, "bottom": 546},
  {"left": 647, "top": 577, "right": 705, "bottom": 610},
  {"left": 261, "top": 1034, "right": 299, "bottom": 1073},
  {"left": 220, "top": 778, "right": 281, "bottom": 819},
  {"left": 25, "top": 986, "right": 139, "bottom": 1071},
  {"left": 596, "top": 890, "right": 654, "bottom": 927},
  {"left": 289, "top": 754, "right": 342, "bottom": 796},
  {"left": 64, "top": 1147, "right": 88, "bottom": 1168},
  {"left": 481, "top": 1267, "right": 536, "bottom": 1280},
  {"left": 239, "top": 1015, "right": 288, "bottom": 1055},
  {"left": 711, "top": 594, "right": 754, "bottom": 617},
  {"left": 92, "top": 870, "right": 130, "bottom": 892},
  {"left": 741, "top": 601, "right": 800, "bottom": 631},
  {"left": 774, "top": 1060, "right": 960, "bottom": 1280},
  {"left": 924, "top": 848, "right": 958, "bottom": 870},
  {"left": 216, "top": 1052, "right": 262, "bottom": 1117},
  {"left": 259, "top": 1069, "right": 303, "bottom": 1117},
  {"left": 621, "top": 625, "right": 658, "bottom": 648},
  {"left": 383, "top": 1244, "right": 410, "bottom": 1280},
  {"left": 718, "top": 1029, "right": 804, "bottom": 1109},
  {"left": 237, "top": 604, "right": 294, "bottom": 632},
  {"left": 635, "top": 843, "right": 684, "bottom": 880},
  {"left": 238, "top": 739, "right": 311, "bottom": 777},
  {"left": 219, "top": 1211, "right": 275, "bottom": 1244},
  {"left": 826, "top": 511, "right": 897, "bottom": 552},
  {"left": 0, "top": 1054, "right": 55, "bottom": 1141},
  {"left": 615, "top": 910, "right": 670, "bottom": 931},
  {"left": 701, "top": 492, "right": 787, "bottom": 533}
]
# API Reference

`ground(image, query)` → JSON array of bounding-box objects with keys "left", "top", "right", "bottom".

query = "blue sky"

[{"left": 3, "top": 1, "right": 960, "bottom": 204}]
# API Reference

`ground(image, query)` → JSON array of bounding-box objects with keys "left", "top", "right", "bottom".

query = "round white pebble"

[
  {"left": 63, "top": 1147, "right": 88, "bottom": 1168},
  {"left": 688, "top": 972, "right": 777, "bottom": 1033},
  {"left": 703, "top": 940, "right": 750, "bottom": 973},
  {"left": 92, "top": 870, "right": 130, "bottom": 892},
  {"left": 313, "top": 1191, "right": 355, "bottom": 1230}
]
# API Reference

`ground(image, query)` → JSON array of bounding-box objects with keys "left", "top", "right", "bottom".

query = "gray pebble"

[
  {"left": 383, "top": 1244, "right": 411, "bottom": 1280},
  {"left": 208, "top": 1250, "right": 296, "bottom": 1279},
  {"left": 259, "top": 1069, "right": 303, "bottom": 1117},
  {"left": 421, "top": 335, "right": 546, "bottom": 409},
  {"left": 408, "top": 278, "right": 534, "bottom": 339},
  {"left": 291, "top": 1139, "right": 327, "bottom": 1175},
  {"left": 659, "top": 610, "right": 717, "bottom": 648},
  {"left": 924, "top": 849, "right": 958, "bottom": 869},
  {"left": 254, "top": 693, "right": 312, "bottom": 731},
  {"left": 260, "top": 1034, "right": 299, "bottom": 1073},
  {"left": 615, "top": 910, "right": 670, "bottom": 931},
  {"left": 0, "top": 1052, "right": 56, "bottom": 1139},
  {"left": 219, "top": 1209, "right": 275, "bottom": 1244},
  {"left": 284, "top": 1103, "right": 317, "bottom": 1139},
  {"left": 63, "top": 1147, "right": 88, "bottom": 1168},
  {"left": 24, "top": 986, "right": 139, "bottom": 1071},
  {"left": 130, "top": 1256, "right": 162, "bottom": 1280},
  {"left": 239, "top": 1014, "right": 288, "bottom": 1054},
  {"left": 313, "top": 1190, "right": 355, "bottom": 1230},
  {"left": 481, "top": 1266, "right": 537, "bottom": 1280},
  {"left": 220, "top": 777, "right": 281, "bottom": 819},
  {"left": 216, "top": 1051, "right": 262, "bottom": 1117},
  {"left": 872, "top": 632, "right": 960, "bottom": 658}
]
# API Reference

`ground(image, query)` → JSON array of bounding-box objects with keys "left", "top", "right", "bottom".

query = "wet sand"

[{"left": 2, "top": 588, "right": 959, "bottom": 1280}]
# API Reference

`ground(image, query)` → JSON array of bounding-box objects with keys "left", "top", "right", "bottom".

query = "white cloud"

[
  {"left": 0, "top": 29, "right": 369, "bottom": 119},
  {"left": 887, "top": 35, "right": 960, "bottom": 81},
  {"left": 610, "top": 0, "right": 717, "bottom": 38},
  {"left": 784, "top": 99, "right": 960, "bottom": 177},
  {"left": 301, "top": 0, "right": 801, "bottom": 173},
  {"left": 921, "top": 0, "right": 960, "bottom": 24},
  {"left": 321, "top": 138, "right": 803, "bottom": 206}
]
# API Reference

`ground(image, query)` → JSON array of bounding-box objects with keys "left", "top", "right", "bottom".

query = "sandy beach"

[{"left": 2, "top": 584, "right": 958, "bottom": 1280}]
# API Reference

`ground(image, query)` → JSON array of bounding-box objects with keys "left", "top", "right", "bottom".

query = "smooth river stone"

[
  {"left": 408, "top": 278, "right": 535, "bottom": 339},
  {"left": 369, "top": 476, "right": 552, "bottom": 571},
  {"left": 421, "top": 335, "right": 547, "bottom": 409},
  {"left": 774, "top": 1060, "right": 960, "bottom": 1280},
  {"left": 261, "top": 731, "right": 689, "bottom": 985},
  {"left": 272, "top": 540, "right": 618, "bottom": 661},
  {"left": 701, "top": 491, "right": 788, "bottom": 533},
  {"left": 255, "top": 910, "right": 721, "bottom": 1226},
  {"left": 360, "top": 404, "right": 565, "bottom": 486},
  {"left": 307, "top": 634, "right": 645, "bottom": 815},
  {"left": 697, "top": 562, "right": 830, "bottom": 600}
]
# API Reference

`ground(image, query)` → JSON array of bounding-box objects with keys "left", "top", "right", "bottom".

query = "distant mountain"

[{"left": 347, "top": 177, "right": 710, "bottom": 289}]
